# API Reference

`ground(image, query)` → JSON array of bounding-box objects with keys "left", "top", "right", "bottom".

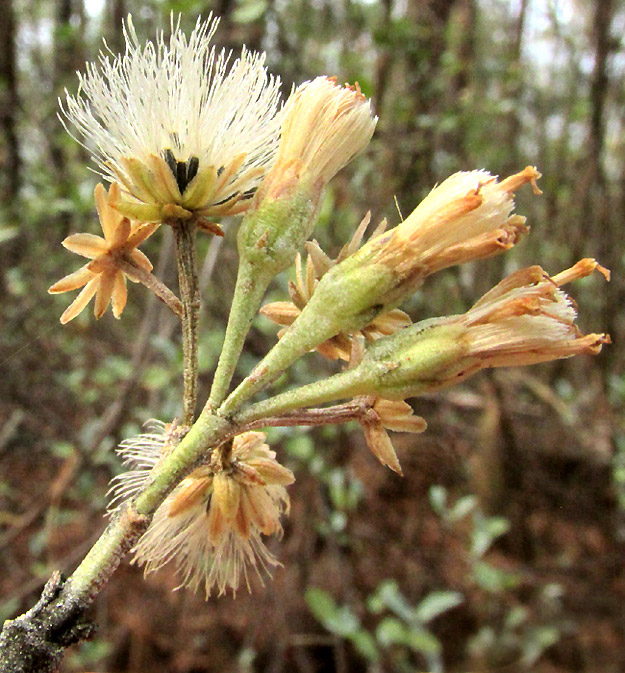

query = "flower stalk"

[
  {"left": 116, "top": 258, "right": 183, "bottom": 318},
  {"left": 172, "top": 219, "right": 201, "bottom": 425}
]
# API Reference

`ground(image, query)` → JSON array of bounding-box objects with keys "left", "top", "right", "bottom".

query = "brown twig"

[
  {"left": 118, "top": 257, "right": 183, "bottom": 319},
  {"left": 171, "top": 220, "right": 200, "bottom": 426}
]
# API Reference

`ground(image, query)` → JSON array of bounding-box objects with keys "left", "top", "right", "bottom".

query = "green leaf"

[
  {"left": 521, "top": 626, "right": 560, "bottom": 667},
  {"left": 428, "top": 485, "right": 447, "bottom": 516},
  {"left": 376, "top": 617, "right": 408, "bottom": 646},
  {"left": 233, "top": 0, "right": 267, "bottom": 24},
  {"left": 0, "top": 226, "right": 18, "bottom": 245},
  {"left": 405, "top": 628, "right": 442, "bottom": 657},
  {"left": 306, "top": 588, "right": 360, "bottom": 637},
  {"left": 415, "top": 591, "right": 463, "bottom": 623},
  {"left": 472, "top": 561, "right": 520, "bottom": 593},
  {"left": 471, "top": 515, "right": 510, "bottom": 556},
  {"left": 350, "top": 631, "right": 379, "bottom": 662},
  {"left": 448, "top": 495, "right": 477, "bottom": 523},
  {"left": 306, "top": 587, "right": 337, "bottom": 623}
]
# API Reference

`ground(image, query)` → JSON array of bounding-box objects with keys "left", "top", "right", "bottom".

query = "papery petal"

[
  {"left": 213, "top": 474, "right": 242, "bottom": 522},
  {"left": 111, "top": 271, "right": 128, "bottom": 318},
  {"left": 361, "top": 422, "right": 403, "bottom": 475},
  {"left": 109, "top": 216, "right": 132, "bottom": 249},
  {"left": 62, "top": 233, "right": 108, "bottom": 258},
  {"left": 94, "top": 270, "right": 116, "bottom": 318},
  {"left": 127, "top": 221, "right": 160, "bottom": 248},
  {"left": 246, "top": 458, "right": 295, "bottom": 486},
  {"left": 130, "top": 248, "right": 153, "bottom": 272},
  {"left": 259, "top": 301, "right": 300, "bottom": 327},
  {"left": 95, "top": 182, "right": 122, "bottom": 240},
  {"left": 59, "top": 277, "right": 99, "bottom": 324},
  {"left": 48, "top": 265, "right": 95, "bottom": 293}
]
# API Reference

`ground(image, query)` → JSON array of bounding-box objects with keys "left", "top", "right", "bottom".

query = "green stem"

[
  {"left": 234, "top": 365, "right": 371, "bottom": 424},
  {"left": 207, "top": 258, "right": 273, "bottom": 410},
  {"left": 172, "top": 220, "right": 200, "bottom": 426},
  {"left": 218, "top": 309, "right": 339, "bottom": 418}
]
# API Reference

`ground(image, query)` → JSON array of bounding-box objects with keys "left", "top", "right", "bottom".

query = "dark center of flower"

[{"left": 163, "top": 149, "right": 199, "bottom": 194}]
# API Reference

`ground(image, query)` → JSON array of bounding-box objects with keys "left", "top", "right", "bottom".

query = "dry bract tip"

[
  {"left": 373, "top": 166, "right": 540, "bottom": 281},
  {"left": 132, "top": 431, "right": 294, "bottom": 597},
  {"left": 48, "top": 183, "right": 157, "bottom": 323},
  {"left": 460, "top": 262, "right": 610, "bottom": 369},
  {"left": 360, "top": 398, "right": 427, "bottom": 475}
]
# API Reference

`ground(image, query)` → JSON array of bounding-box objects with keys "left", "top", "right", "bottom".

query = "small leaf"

[
  {"left": 233, "top": 0, "right": 267, "bottom": 23},
  {"left": 405, "top": 628, "right": 442, "bottom": 657},
  {"left": 376, "top": 617, "right": 408, "bottom": 646},
  {"left": 472, "top": 561, "right": 520, "bottom": 593},
  {"left": 429, "top": 485, "right": 447, "bottom": 516},
  {"left": 306, "top": 587, "right": 338, "bottom": 623},
  {"left": 350, "top": 631, "right": 379, "bottom": 662},
  {"left": 306, "top": 588, "right": 360, "bottom": 637},
  {"left": 415, "top": 591, "right": 463, "bottom": 623},
  {"left": 448, "top": 495, "right": 477, "bottom": 522}
]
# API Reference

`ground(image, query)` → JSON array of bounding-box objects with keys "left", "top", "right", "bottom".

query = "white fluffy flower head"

[{"left": 61, "top": 14, "right": 283, "bottom": 225}]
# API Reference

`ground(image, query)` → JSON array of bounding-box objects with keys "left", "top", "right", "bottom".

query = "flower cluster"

[
  {"left": 48, "top": 11, "right": 609, "bottom": 608},
  {"left": 129, "top": 431, "right": 294, "bottom": 597}
]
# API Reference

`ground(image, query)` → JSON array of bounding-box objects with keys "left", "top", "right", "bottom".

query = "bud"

[
  {"left": 358, "top": 260, "right": 609, "bottom": 400},
  {"left": 237, "top": 77, "right": 377, "bottom": 277},
  {"left": 300, "top": 166, "right": 539, "bottom": 331}
]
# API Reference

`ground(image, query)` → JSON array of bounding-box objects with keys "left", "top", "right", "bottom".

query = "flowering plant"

[{"left": 0, "top": 13, "right": 608, "bottom": 671}]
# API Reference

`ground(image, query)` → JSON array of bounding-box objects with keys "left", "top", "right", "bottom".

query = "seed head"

[{"left": 60, "top": 14, "right": 283, "bottom": 227}]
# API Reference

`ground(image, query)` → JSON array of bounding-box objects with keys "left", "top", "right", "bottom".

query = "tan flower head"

[
  {"left": 132, "top": 431, "right": 294, "bottom": 597},
  {"left": 260, "top": 212, "right": 411, "bottom": 360},
  {"left": 457, "top": 259, "right": 610, "bottom": 371},
  {"left": 348, "top": 259, "right": 610, "bottom": 402},
  {"left": 48, "top": 183, "right": 158, "bottom": 323},
  {"left": 256, "top": 76, "right": 377, "bottom": 202},
  {"left": 368, "top": 166, "right": 540, "bottom": 296}
]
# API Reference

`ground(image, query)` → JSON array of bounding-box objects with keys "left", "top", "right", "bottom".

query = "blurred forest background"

[{"left": 1, "top": 0, "right": 624, "bottom": 671}]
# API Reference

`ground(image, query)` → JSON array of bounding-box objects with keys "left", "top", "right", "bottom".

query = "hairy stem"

[
  {"left": 239, "top": 398, "right": 373, "bottom": 432},
  {"left": 118, "top": 258, "right": 183, "bottom": 319},
  {"left": 172, "top": 220, "right": 200, "bottom": 426},
  {"left": 232, "top": 365, "right": 371, "bottom": 423},
  {"left": 207, "top": 258, "right": 273, "bottom": 410}
]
